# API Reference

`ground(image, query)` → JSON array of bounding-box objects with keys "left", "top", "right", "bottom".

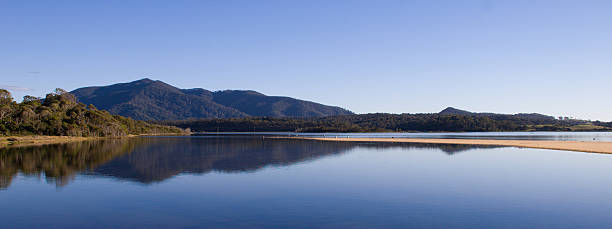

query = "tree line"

[
  {"left": 0, "top": 89, "right": 185, "bottom": 137},
  {"left": 162, "top": 113, "right": 612, "bottom": 133}
]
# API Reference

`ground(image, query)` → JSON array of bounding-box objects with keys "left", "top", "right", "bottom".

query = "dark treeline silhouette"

[
  {"left": 162, "top": 113, "right": 612, "bottom": 133},
  {"left": 0, "top": 88, "right": 185, "bottom": 136},
  {"left": 593, "top": 121, "right": 612, "bottom": 128}
]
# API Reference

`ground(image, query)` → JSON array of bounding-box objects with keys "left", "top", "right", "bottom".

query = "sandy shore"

[
  {"left": 0, "top": 136, "right": 102, "bottom": 148},
  {"left": 283, "top": 137, "right": 612, "bottom": 154},
  {"left": 0, "top": 133, "right": 190, "bottom": 148}
]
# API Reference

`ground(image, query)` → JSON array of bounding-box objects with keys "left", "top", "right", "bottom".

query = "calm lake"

[{"left": 2, "top": 135, "right": 612, "bottom": 228}]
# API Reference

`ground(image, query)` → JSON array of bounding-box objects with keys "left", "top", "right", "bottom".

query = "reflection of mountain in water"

[
  {"left": 93, "top": 137, "right": 357, "bottom": 183},
  {"left": 93, "top": 138, "right": 503, "bottom": 183},
  {"left": 0, "top": 136, "right": 502, "bottom": 188}
]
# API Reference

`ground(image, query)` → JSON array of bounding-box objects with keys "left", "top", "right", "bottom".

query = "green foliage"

[
  {"left": 0, "top": 89, "right": 12, "bottom": 105},
  {"left": 0, "top": 88, "right": 185, "bottom": 137}
]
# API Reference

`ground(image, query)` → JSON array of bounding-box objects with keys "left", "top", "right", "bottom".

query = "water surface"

[{"left": 2, "top": 136, "right": 612, "bottom": 228}]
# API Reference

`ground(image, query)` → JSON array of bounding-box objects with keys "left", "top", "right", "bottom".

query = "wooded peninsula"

[{"left": 0, "top": 89, "right": 185, "bottom": 138}]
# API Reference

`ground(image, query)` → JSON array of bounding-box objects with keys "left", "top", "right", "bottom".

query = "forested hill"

[
  {"left": 0, "top": 89, "right": 185, "bottom": 137},
  {"left": 163, "top": 109, "right": 612, "bottom": 133},
  {"left": 439, "top": 107, "right": 557, "bottom": 121},
  {"left": 71, "top": 78, "right": 353, "bottom": 120}
]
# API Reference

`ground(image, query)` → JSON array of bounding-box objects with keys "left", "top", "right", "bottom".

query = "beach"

[{"left": 284, "top": 137, "right": 612, "bottom": 154}]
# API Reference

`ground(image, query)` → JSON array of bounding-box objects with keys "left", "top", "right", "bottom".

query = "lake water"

[{"left": 2, "top": 136, "right": 612, "bottom": 228}]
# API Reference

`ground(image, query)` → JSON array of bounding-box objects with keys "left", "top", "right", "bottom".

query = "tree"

[
  {"left": 23, "top": 95, "right": 41, "bottom": 104},
  {"left": 53, "top": 88, "right": 68, "bottom": 95},
  {"left": 56, "top": 88, "right": 76, "bottom": 103},
  {"left": 0, "top": 105, "right": 10, "bottom": 120},
  {"left": 0, "top": 89, "right": 12, "bottom": 105}
]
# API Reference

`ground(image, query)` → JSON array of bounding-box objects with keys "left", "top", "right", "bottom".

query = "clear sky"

[{"left": 1, "top": 0, "right": 611, "bottom": 120}]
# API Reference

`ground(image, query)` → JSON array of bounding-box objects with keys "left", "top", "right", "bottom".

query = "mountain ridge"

[{"left": 71, "top": 78, "right": 353, "bottom": 120}]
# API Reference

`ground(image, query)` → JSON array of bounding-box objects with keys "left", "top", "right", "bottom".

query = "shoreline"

[
  {"left": 0, "top": 133, "right": 190, "bottom": 148},
  {"left": 279, "top": 137, "right": 612, "bottom": 154},
  {"left": 0, "top": 136, "right": 104, "bottom": 148}
]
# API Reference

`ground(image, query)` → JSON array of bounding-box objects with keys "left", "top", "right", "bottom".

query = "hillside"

[
  {"left": 211, "top": 90, "right": 352, "bottom": 117},
  {"left": 71, "top": 79, "right": 247, "bottom": 120},
  {"left": 439, "top": 107, "right": 556, "bottom": 120},
  {"left": 71, "top": 79, "right": 353, "bottom": 120}
]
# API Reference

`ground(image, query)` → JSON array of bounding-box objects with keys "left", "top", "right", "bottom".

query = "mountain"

[
  {"left": 71, "top": 79, "right": 247, "bottom": 120},
  {"left": 71, "top": 78, "right": 353, "bottom": 120}
]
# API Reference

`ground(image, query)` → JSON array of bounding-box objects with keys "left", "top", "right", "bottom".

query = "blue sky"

[{"left": 1, "top": 0, "right": 611, "bottom": 120}]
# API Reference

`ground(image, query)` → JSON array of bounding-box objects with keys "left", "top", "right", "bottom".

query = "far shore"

[
  {"left": 0, "top": 133, "right": 189, "bottom": 148},
  {"left": 279, "top": 137, "right": 612, "bottom": 154}
]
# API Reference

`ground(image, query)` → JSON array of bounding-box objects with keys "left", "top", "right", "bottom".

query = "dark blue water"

[{"left": 2, "top": 136, "right": 612, "bottom": 228}]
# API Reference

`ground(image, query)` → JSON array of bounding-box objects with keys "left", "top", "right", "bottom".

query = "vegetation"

[
  {"left": 162, "top": 113, "right": 612, "bottom": 133},
  {"left": 0, "top": 88, "right": 185, "bottom": 137}
]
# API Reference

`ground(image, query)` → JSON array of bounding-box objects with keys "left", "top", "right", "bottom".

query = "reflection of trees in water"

[
  {"left": 0, "top": 139, "right": 136, "bottom": 189},
  {"left": 0, "top": 137, "right": 501, "bottom": 188}
]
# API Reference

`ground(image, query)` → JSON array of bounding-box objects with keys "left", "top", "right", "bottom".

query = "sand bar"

[{"left": 282, "top": 137, "right": 612, "bottom": 154}]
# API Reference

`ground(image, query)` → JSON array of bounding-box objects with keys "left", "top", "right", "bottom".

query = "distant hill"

[
  {"left": 71, "top": 79, "right": 353, "bottom": 120},
  {"left": 439, "top": 107, "right": 474, "bottom": 115},
  {"left": 439, "top": 107, "right": 556, "bottom": 120}
]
